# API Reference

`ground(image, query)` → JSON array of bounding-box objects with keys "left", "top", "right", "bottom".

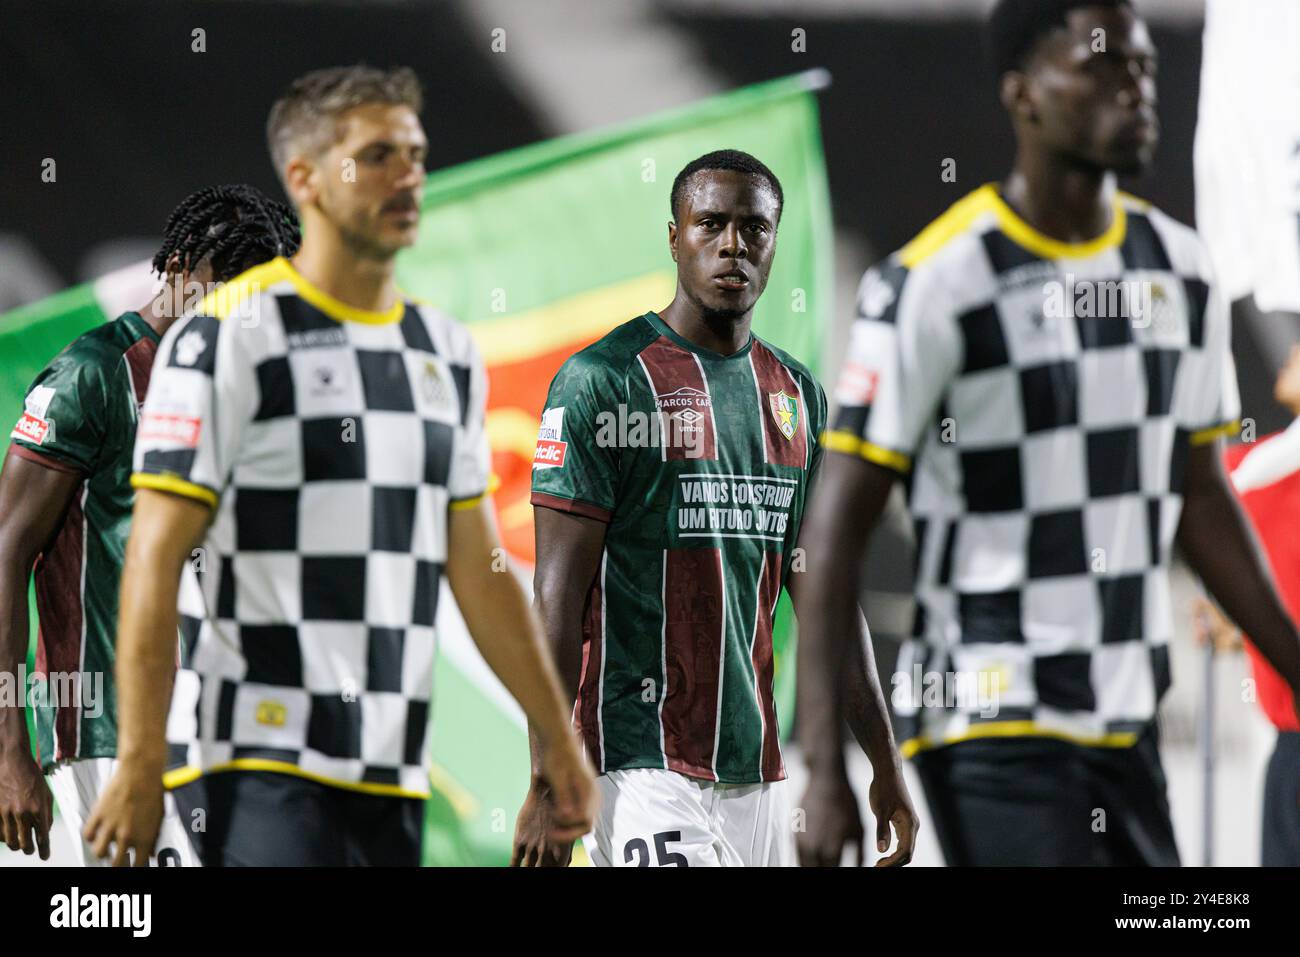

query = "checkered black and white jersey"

[
  {"left": 826, "top": 185, "right": 1241, "bottom": 755},
  {"left": 132, "top": 257, "right": 491, "bottom": 798}
]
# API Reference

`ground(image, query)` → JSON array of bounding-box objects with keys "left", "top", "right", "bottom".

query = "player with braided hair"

[
  {"left": 0, "top": 183, "right": 294, "bottom": 865},
  {"left": 151, "top": 183, "right": 300, "bottom": 290}
]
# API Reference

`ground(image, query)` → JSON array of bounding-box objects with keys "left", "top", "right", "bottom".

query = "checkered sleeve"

[
  {"left": 131, "top": 313, "right": 257, "bottom": 508},
  {"left": 823, "top": 257, "right": 963, "bottom": 473},
  {"left": 529, "top": 351, "right": 621, "bottom": 523},
  {"left": 8, "top": 347, "right": 109, "bottom": 474},
  {"left": 447, "top": 329, "right": 492, "bottom": 507},
  {"left": 1188, "top": 277, "right": 1241, "bottom": 446}
]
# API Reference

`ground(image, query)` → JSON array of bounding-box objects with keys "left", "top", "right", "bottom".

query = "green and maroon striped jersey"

[
  {"left": 8, "top": 311, "right": 160, "bottom": 770},
  {"left": 531, "top": 311, "right": 826, "bottom": 784}
]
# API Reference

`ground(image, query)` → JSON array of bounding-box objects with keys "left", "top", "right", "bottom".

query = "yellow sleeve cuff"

[
  {"left": 1189, "top": 420, "right": 1239, "bottom": 446},
  {"left": 131, "top": 472, "right": 219, "bottom": 509},
  {"left": 820, "top": 429, "right": 913, "bottom": 473}
]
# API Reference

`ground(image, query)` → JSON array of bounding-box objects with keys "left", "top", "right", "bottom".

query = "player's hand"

[
  {"left": 537, "top": 732, "right": 598, "bottom": 845},
  {"left": 0, "top": 748, "right": 53, "bottom": 860},
  {"left": 1192, "top": 596, "right": 1242, "bottom": 652},
  {"left": 83, "top": 761, "right": 163, "bottom": 867},
  {"left": 512, "top": 777, "right": 575, "bottom": 867},
  {"left": 868, "top": 762, "right": 918, "bottom": 867},
  {"left": 797, "top": 764, "right": 865, "bottom": 866}
]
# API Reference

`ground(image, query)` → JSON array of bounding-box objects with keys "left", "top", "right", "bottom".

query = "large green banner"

[{"left": 0, "top": 72, "right": 832, "bottom": 865}]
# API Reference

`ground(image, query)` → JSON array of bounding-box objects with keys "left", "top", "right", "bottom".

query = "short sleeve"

[
  {"left": 1187, "top": 278, "right": 1242, "bottom": 446},
  {"left": 822, "top": 257, "right": 962, "bottom": 473},
  {"left": 132, "top": 313, "right": 257, "bottom": 508},
  {"left": 804, "top": 376, "right": 829, "bottom": 482},
  {"left": 448, "top": 332, "right": 492, "bottom": 507},
  {"left": 529, "top": 353, "right": 623, "bottom": 523},
  {"left": 9, "top": 347, "right": 109, "bottom": 474}
]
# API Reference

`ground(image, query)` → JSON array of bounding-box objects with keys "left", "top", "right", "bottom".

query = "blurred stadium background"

[{"left": 0, "top": 0, "right": 1284, "bottom": 866}]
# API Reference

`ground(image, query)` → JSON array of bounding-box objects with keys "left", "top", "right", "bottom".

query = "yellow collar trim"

[
  {"left": 984, "top": 183, "right": 1127, "bottom": 261},
  {"left": 276, "top": 256, "right": 405, "bottom": 325}
]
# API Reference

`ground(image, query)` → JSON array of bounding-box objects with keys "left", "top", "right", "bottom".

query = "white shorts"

[
  {"left": 48, "top": 758, "right": 199, "bottom": 867},
  {"left": 586, "top": 768, "right": 793, "bottom": 867}
]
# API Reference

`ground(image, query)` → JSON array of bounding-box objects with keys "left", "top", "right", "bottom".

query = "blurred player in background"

[
  {"left": 798, "top": 0, "right": 1300, "bottom": 866},
  {"left": 514, "top": 150, "right": 915, "bottom": 867},
  {"left": 84, "top": 65, "right": 595, "bottom": 866},
  {"left": 1194, "top": 0, "right": 1300, "bottom": 436},
  {"left": 1193, "top": 0, "right": 1300, "bottom": 867},
  {"left": 1193, "top": 345, "right": 1300, "bottom": 867},
  {"left": 0, "top": 184, "right": 299, "bottom": 864}
]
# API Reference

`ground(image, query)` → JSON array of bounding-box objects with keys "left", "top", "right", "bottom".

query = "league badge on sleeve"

[
  {"left": 11, "top": 385, "right": 56, "bottom": 445},
  {"left": 768, "top": 391, "right": 799, "bottom": 441},
  {"left": 533, "top": 406, "right": 568, "bottom": 469}
]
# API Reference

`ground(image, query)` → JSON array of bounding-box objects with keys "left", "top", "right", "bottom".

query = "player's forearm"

[
  {"left": 795, "top": 456, "right": 897, "bottom": 774},
  {"left": 795, "top": 554, "right": 859, "bottom": 775},
  {"left": 458, "top": 568, "right": 574, "bottom": 750},
  {"left": 1179, "top": 458, "right": 1300, "bottom": 689},
  {"left": 0, "top": 553, "right": 37, "bottom": 755},
  {"left": 841, "top": 615, "right": 901, "bottom": 773},
  {"left": 114, "top": 540, "right": 186, "bottom": 771},
  {"left": 526, "top": 584, "right": 585, "bottom": 776}
]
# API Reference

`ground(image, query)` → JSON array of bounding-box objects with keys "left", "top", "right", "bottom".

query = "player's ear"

[
  {"left": 668, "top": 221, "right": 679, "bottom": 263},
  {"left": 284, "top": 155, "right": 319, "bottom": 208},
  {"left": 1001, "top": 71, "right": 1036, "bottom": 125}
]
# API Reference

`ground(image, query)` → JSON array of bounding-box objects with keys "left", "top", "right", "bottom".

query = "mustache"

[{"left": 382, "top": 195, "right": 420, "bottom": 213}]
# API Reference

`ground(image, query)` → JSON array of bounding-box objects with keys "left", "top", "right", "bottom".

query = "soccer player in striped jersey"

[
  {"left": 0, "top": 184, "right": 299, "bottom": 863},
  {"left": 799, "top": 0, "right": 1300, "bottom": 866},
  {"left": 513, "top": 150, "right": 916, "bottom": 867},
  {"left": 83, "top": 66, "right": 595, "bottom": 866}
]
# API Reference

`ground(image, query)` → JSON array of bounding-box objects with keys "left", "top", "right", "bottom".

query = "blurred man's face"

[
  {"left": 669, "top": 170, "right": 779, "bottom": 322},
  {"left": 1274, "top": 345, "right": 1300, "bottom": 415},
  {"left": 1019, "top": 5, "right": 1159, "bottom": 174},
  {"left": 314, "top": 103, "right": 427, "bottom": 259}
]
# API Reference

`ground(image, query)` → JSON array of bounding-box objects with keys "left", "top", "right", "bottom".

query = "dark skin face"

[
  {"left": 660, "top": 170, "right": 780, "bottom": 354},
  {"left": 1005, "top": 4, "right": 1159, "bottom": 176}
]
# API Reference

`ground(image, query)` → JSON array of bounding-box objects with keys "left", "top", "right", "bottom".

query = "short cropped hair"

[
  {"left": 987, "top": 0, "right": 1130, "bottom": 80},
  {"left": 266, "top": 65, "right": 423, "bottom": 181},
  {"left": 670, "top": 149, "right": 784, "bottom": 224}
]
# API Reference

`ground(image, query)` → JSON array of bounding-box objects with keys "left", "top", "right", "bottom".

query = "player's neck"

[
  {"left": 291, "top": 233, "right": 399, "bottom": 315},
  {"left": 138, "top": 293, "right": 182, "bottom": 339},
  {"left": 659, "top": 297, "right": 753, "bottom": 357},
  {"left": 1002, "top": 153, "right": 1117, "bottom": 244}
]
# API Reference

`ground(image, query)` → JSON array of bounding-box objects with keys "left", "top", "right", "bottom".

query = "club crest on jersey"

[
  {"left": 768, "top": 390, "right": 799, "bottom": 441},
  {"left": 419, "top": 359, "right": 451, "bottom": 408}
]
